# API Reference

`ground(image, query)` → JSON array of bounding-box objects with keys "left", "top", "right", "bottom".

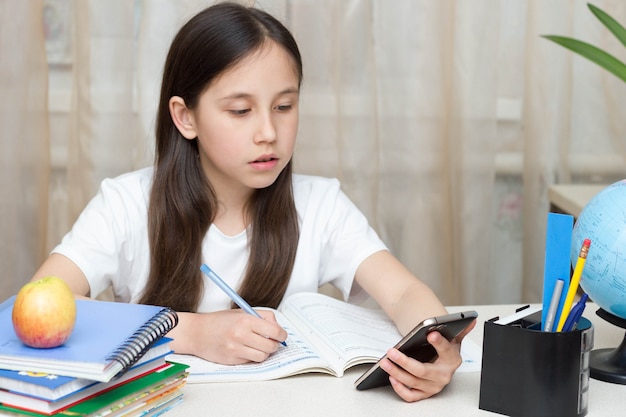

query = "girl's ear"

[{"left": 169, "top": 96, "right": 198, "bottom": 140}]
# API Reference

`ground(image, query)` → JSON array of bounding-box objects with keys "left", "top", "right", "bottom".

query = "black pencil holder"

[{"left": 479, "top": 311, "right": 594, "bottom": 417}]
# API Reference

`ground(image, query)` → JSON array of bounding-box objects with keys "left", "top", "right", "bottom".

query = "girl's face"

[{"left": 185, "top": 41, "right": 300, "bottom": 200}]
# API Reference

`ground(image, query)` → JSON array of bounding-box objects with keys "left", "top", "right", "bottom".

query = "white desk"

[
  {"left": 548, "top": 184, "right": 607, "bottom": 217},
  {"left": 169, "top": 304, "right": 625, "bottom": 417}
]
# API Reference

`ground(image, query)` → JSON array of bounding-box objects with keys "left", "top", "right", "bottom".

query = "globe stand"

[{"left": 590, "top": 308, "right": 626, "bottom": 384}]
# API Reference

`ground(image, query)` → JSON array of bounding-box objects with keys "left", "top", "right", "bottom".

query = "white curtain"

[
  {"left": 0, "top": 0, "right": 49, "bottom": 299},
  {"left": 2, "top": 0, "right": 625, "bottom": 306}
]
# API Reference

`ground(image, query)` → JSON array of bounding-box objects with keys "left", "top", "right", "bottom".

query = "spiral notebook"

[{"left": 0, "top": 296, "right": 178, "bottom": 382}]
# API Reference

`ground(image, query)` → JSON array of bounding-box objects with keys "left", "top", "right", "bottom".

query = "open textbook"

[{"left": 167, "top": 292, "right": 481, "bottom": 382}]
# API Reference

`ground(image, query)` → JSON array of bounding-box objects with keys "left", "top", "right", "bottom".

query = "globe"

[{"left": 571, "top": 179, "right": 626, "bottom": 319}]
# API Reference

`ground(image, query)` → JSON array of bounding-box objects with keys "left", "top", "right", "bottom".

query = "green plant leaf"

[
  {"left": 542, "top": 35, "right": 626, "bottom": 83},
  {"left": 588, "top": 3, "right": 626, "bottom": 49}
]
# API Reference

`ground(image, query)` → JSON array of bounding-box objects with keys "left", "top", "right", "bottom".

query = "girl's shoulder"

[
  {"left": 100, "top": 167, "right": 154, "bottom": 193},
  {"left": 94, "top": 167, "right": 154, "bottom": 209},
  {"left": 292, "top": 173, "right": 340, "bottom": 194},
  {"left": 291, "top": 174, "right": 346, "bottom": 212}
]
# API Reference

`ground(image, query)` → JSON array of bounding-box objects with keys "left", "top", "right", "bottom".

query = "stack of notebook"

[{"left": 0, "top": 296, "right": 187, "bottom": 416}]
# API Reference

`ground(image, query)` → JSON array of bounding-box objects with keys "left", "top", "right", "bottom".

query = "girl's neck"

[
  {"left": 211, "top": 185, "right": 253, "bottom": 237},
  {"left": 213, "top": 202, "right": 248, "bottom": 236}
]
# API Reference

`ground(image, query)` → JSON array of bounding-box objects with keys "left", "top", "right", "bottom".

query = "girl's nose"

[{"left": 254, "top": 111, "right": 277, "bottom": 144}]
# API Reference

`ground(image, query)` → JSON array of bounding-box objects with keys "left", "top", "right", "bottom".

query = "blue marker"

[
  {"left": 562, "top": 293, "right": 589, "bottom": 332},
  {"left": 200, "top": 264, "right": 287, "bottom": 346}
]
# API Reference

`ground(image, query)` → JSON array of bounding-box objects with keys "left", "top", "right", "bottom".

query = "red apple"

[{"left": 12, "top": 276, "right": 77, "bottom": 348}]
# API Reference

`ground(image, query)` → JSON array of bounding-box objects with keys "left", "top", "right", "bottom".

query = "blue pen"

[
  {"left": 200, "top": 264, "right": 287, "bottom": 346},
  {"left": 562, "top": 293, "right": 589, "bottom": 332}
]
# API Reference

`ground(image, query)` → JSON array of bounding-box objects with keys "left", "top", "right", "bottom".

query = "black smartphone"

[{"left": 354, "top": 310, "right": 478, "bottom": 391}]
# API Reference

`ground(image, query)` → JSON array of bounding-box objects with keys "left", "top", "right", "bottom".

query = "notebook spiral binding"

[{"left": 106, "top": 307, "right": 178, "bottom": 376}]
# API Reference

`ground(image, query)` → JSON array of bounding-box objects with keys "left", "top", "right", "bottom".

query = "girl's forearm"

[{"left": 166, "top": 311, "right": 202, "bottom": 357}]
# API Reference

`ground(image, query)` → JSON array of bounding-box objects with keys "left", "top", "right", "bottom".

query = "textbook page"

[
  {"left": 167, "top": 308, "right": 340, "bottom": 382},
  {"left": 168, "top": 293, "right": 400, "bottom": 382},
  {"left": 280, "top": 292, "right": 401, "bottom": 372}
]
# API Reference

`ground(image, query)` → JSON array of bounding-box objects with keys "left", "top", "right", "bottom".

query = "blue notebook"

[{"left": 0, "top": 296, "right": 178, "bottom": 382}]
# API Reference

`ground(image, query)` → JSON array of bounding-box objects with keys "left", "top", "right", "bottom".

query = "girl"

[{"left": 31, "top": 1, "right": 474, "bottom": 402}]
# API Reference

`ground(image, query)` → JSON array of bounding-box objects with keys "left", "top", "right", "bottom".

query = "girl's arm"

[
  {"left": 354, "top": 250, "right": 476, "bottom": 403},
  {"left": 355, "top": 250, "right": 447, "bottom": 334},
  {"left": 30, "top": 253, "right": 91, "bottom": 296}
]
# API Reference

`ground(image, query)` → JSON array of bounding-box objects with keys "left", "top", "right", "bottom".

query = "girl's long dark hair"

[{"left": 139, "top": 2, "right": 302, "bottom": 312}]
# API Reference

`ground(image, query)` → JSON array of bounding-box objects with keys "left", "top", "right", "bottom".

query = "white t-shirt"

[{"left": 53, "top": 167, "right": 387, "bottom": 312}]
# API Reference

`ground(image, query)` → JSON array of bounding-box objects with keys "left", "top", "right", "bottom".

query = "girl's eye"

[
  {"left": 275, "top": 104, "right": 293, "bottom": 112},
  {"left": 229, "top": 109, "right": 250, "bottom": 116}
]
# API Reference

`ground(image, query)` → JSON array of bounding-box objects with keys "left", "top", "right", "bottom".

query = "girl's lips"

[{"left": 249, "top": 156, "right": 279, "bottom": 171}]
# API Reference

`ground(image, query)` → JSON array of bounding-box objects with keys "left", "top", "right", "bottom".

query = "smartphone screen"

[{"left": 354, "top": 310, "right": 478, "bottom": 391}]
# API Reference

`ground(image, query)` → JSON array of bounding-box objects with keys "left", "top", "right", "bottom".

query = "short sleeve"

[
  {"left": 318, "top": 182, "right": 387, "bottom": 298},
  {"left": 288, "top": 176, "right": 387, "bottom": 302},
  {"left": 52, "top": 169, "right": 152, "bottom": 301}
]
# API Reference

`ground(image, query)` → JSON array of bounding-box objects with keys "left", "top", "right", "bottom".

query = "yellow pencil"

[{"left": 556, "top": 238, "right": 591, "bottom": 332}]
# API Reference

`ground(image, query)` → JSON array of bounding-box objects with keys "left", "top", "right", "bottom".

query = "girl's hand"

[
  {"left": 171, "top": 309, "right": 288, "bottom": 365},
  {"left": 378, "top": 319, "right": 477, "bottom": 402}
]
